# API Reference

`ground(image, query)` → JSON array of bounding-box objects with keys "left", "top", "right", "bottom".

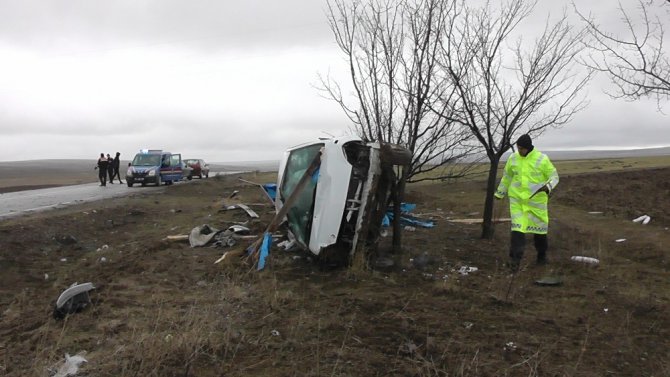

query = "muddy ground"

[{"left": 1, "top": 166, "right": 669, "bottom": 376}]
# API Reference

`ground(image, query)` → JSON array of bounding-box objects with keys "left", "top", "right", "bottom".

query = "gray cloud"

[
  {"left": 0, "top": 0, "right": 332, "bottom": 52},
  {"left": 0, "top": 0, "right": 667, "bottom": 163}
]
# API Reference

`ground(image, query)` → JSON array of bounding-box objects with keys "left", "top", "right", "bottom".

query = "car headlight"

[{"left": 148, "top": 169, "right": 156, "bottom": 177}]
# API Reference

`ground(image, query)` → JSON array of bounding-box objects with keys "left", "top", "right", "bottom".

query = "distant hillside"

[
  {"left": 544, "top": 146, "right": 670, "bottom": 160},
  {"left": 209, "top": 160, "right": 279, "bottom": 173}
]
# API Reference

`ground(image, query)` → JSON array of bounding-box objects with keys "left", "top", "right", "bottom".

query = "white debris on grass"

[
  {"left": 615, "top": 239, "right": 626, "bottom": 243},
  {"left": 458, "top": 266, "right": 479, "bottom": 275},
  {"left": 571, "top": 256, "right": 600, "bottom": 265},
  {"left": 271, "top": 330, "right": 280, "bottom": 337},
  {"left": 53, "top": 352, "right": 87, "bottom": 377},
  {"left": 632, "top": 215, "right": 651, "bottom": 225},
  {"left": 504, "top": 342, "right": 517, "bottom": 351}
]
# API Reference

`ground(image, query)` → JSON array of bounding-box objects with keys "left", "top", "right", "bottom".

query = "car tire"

[
  {"left": 156, "top": 175, "right": 162, "bottom": 186},
  {"left": 205, "top": 173, "right": 209, "bottom": 178},
  {"left": 187, "top": 174, "right": 192, "bottom": 181},
  {"left": 127, "top": 181, "right": 133, "bottom": 187}
]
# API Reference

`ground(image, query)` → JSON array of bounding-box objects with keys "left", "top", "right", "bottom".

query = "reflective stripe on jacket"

[{"left": 494, "top": 148, "right": 559, "bottom": 234}]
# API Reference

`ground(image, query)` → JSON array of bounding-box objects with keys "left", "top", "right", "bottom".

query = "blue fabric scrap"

[
  {"left": 257, "top": 232, "right": 272, "bottom": 270},
  {"left": 262, "top": 183, "right": 277, "bottom": 201}
]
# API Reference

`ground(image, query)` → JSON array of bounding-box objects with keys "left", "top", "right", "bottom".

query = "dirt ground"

[{"left": 1, "top": 166, "right": 669, "bottom": 376}]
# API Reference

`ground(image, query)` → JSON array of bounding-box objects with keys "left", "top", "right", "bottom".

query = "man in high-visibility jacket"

[{"left": 495, "top": 134, "right": 559, "bottom": 271}]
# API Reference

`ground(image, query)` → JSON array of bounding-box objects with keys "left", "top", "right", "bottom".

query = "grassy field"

[{"left": 1, "top": 158, "right": 669, "bottom": 376}]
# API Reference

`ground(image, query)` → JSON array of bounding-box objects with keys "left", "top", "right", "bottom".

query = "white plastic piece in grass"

[
  {"left": 570, "top": 256, "right": 600, "bottom": 265},
  {"left": 642, "top": 216, "right": 651, "bottom": 225},
  {"left": 632, "top": 215, "right": 650, "bottom": 223},
  {"left": 53, "top": 352, "right": 88, "bottom": 377},
  {"left": 615, "top": 239, "right": 626, "bottom": 243}
]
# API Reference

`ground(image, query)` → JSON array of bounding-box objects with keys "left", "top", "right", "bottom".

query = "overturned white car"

[{"left": 275, "top": 136, "right": 411, "bottom": 263}]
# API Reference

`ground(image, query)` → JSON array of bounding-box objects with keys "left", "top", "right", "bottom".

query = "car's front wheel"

[
  {"left": 156, "top": 174, "right": 162, "bottom": 186},
  {"left": 127, "top": 181, "right": 133, "bottom": 187}
]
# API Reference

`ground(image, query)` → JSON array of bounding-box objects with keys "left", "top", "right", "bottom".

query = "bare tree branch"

[
  {"left": 318, "top": 0, "right": 476, "bottom": 182},
  {"left": 577, "top": 0, "right": 670, "bottom": 107},
  {"left": 437, "top": 0, "right": 591, "bottom": 238}
]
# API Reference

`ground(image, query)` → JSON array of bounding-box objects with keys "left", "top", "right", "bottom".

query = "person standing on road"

[
  {"left": 106, "top": 154, "right": 115, "bottom": 184},
  {"left": 111, "top": 152, "right": 123, "bottom": 184},
  {"left": 96, "top": 153, "right": 109, "bottom": 186},
  {"left": 495, "top": 134, "right": 559, "bottom": 271}
]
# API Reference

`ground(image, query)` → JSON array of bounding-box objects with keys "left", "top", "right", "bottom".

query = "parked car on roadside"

[
  {"left": 184, "top": 159, "right": 210, "bottom": 178},
  {"left": 181, "top": 161, "right": 193, "bottom": 181},
  {"left": 126, "top": 150, "right": 183, "bottom": 187}
]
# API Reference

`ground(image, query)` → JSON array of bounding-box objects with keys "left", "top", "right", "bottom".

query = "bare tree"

[
  {"left": 319, "top": 0, "right": 476, "bottom": 184},
  {"left": 578, "top": 1, "right": 670, "bottom": 106},
  {"left": 437, "top": 0, "right": 591, "bottom": 239}
]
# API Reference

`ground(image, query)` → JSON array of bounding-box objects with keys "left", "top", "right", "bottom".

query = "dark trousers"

[
  {"left": 510, "top": 231, "right": 547, "bottom": 262},
  {"left": 98, "top": 169, "right": 107, "bottom": 186},
  {"left": 111, "top": 168, "right": 123, "bottom": 183}
]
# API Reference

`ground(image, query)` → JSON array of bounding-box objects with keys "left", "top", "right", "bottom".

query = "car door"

[{"left": 170, "top": 154, "right": 183, "bottom": 181}]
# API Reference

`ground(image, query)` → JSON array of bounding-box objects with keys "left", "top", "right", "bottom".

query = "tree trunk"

[
  {"left": 481, "top": 157, "right": 500, "bottom": 239},
  {"left": 392, "top": 167, "right": 407, "bottom": 253}
]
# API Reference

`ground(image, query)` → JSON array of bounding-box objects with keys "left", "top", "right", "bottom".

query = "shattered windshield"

[
  {"left": 132, "top": 154, "right": 161, "bottom": 166},
  {"left": 280, "top": 144, "right": 323, "bottom": 246}
]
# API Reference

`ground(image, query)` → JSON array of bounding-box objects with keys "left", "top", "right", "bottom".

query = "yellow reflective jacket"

[{"left": 495, "top": 148, "right": 559, "bottom": 234}]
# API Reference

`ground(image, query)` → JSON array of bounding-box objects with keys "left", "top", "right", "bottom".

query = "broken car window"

[{"left": 280, "top": 143, "right": 323, "bottom": 246}]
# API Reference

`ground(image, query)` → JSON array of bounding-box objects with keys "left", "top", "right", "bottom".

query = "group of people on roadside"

[{"left": 95, "top": 152, "right": 123, "bottom": 186}]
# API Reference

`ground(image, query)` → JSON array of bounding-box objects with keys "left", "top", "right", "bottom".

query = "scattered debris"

[
  {"left": 633, "top": 215, "right": 651, "bottom": 225},
  {"left": 227, "top": 225, "right": 251, "bottom": 235},
  {"left": 60, "top": 258, "right": 67, "bottom": 262},
  {"left": 164, "top": 234, "right": 189, "bottom": 242},
  {"left": 504, "top": 342, "right": 517, "bottom": 352},
  {"left": 615, "top": 238, "right": 627, "bottom": 243},
  {"left": 96, "top": 244, "right": 109, "bottom": 252},
  {"left": 534, "top": 276, "right": 563, "bottom": 286},
  {"left": 52, "top": 351, "right": 88, "bottom": 377},
  {"left": 458, "top": 266, "right": 479, "bottom": 275},
  {"left": 228, "top": 190, "right": 239, "bottom": 198},
  {"left": 277, "top": 239, "right": 296, "bottom": 251},
  {"left": 603, "top": 308, "right": 609, "bottom": 313},
  {"left": 271, "top": 329, "right": 280, "bottom": 337},
  {"left": 463, "top": 322, "right": 474, "bottom": 330},
  {"left": 99, "top": 257, "right": 107, "bottom": 263},
  {"left": 224, "top": 203, "right": 259, "bottom": 218},
  {"left": 588, "top": 211, "right": 603, "bottom": 215},
  {"left": 570, "top": 256, "right": 600, "bottom": 266},
  {"left": 189, "top": 225, "right": 220, "bottom": 247},
  {"left": 53, "top": 282, "right": 96, "bottom": 319},
  {"left": 238, "top": 178, "right": 277, "bottom": 204},
  {"left": 403, "top": 226, "right": 416, "bottom": 232},
  {"left": 44, "top": 273, "right": 49, "bottom": 280}
]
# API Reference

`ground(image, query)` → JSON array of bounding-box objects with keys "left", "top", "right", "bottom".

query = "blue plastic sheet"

[
  {"left": 257, "top": 232, "right": 272, "bottom": 270},
  {"left": 383, "top": 202, "right": 435, "bottom": 228},
  {"left": 262, "top": 184, "right": 277, "bottom": 201}
]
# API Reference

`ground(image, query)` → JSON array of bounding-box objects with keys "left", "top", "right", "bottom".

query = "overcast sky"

[{"left": 0, "top": 0, "right": 668, "bottom": 163}]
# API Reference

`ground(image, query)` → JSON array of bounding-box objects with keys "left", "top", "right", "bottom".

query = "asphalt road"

[{"left": 0, "top": 181, "right": 164, "bottom": 220}]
